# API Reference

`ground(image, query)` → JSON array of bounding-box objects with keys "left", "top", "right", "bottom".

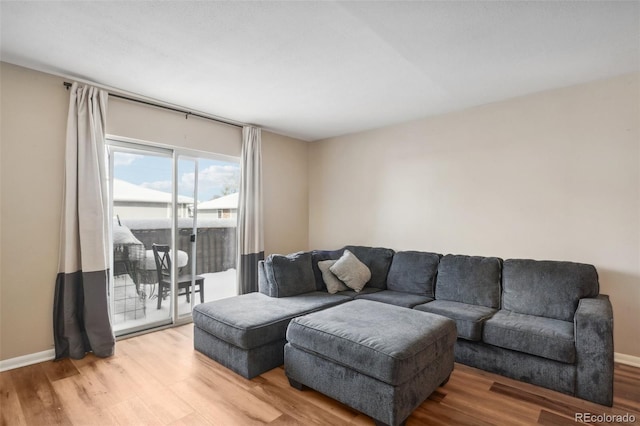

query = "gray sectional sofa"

[{"left": 192, "top": 245, "right": 614, "bottom": 407}]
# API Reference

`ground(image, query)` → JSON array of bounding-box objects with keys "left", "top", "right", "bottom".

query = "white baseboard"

[
  {"left": 1, "top": 348, "right": 638, "bottom": 373},
  {"left": 615, "top": 352, "right": 640, "bottom": 368},
  {"left": 0, "top": 349, "right": 55, "bottom": 372}
]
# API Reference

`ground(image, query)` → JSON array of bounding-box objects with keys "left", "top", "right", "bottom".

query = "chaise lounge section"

[{"left": 193, "top": 251, "right": 351, "bottom": 378}]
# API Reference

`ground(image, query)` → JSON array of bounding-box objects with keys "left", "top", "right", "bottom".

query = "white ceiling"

[{"left": 1, "top": 1, "right": 639, "bottom": 141}]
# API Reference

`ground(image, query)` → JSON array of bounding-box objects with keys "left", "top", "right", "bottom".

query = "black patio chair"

[{"left": 152, "top": 244, "right": 204, "bottom": 309}]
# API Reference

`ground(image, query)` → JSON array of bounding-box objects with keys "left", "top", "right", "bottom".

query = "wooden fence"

[{"left": 122, "top": 219, "right": 237, "bottom": 275}]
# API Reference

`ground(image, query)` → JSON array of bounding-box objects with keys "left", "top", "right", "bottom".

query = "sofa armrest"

[
  {"left": 257, "top": 260, "right": 270, "bottom": 296},
  {"left": 574, "top": 295, "right": 614, "bottom": 406}
]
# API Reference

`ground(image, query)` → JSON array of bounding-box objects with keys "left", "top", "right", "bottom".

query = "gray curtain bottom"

[
  {"left": 53, "top": 270, "right": 115, "bottom": 359},
  {"left": 238, "top": 251, "right": 264, "bottom": 294}
]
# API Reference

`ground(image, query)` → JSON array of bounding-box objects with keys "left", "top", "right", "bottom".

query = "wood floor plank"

[
  {"left": 9, "top": 364, "right": 73, "bottom": 426},
  {"left": 50, "top": 368, "right": 120, "bottom": 425},
  {"left": 347, "top": 413, "right": 376, "bottom": 425},
  {"left": 66, "top": 405, "right": 119, "bottom": 426},
  {"left": 137, "top": 385, "right": 195, "bottom": 424},
  {"left": 115, "top": 334, "right": 194, "bottom": 387},
  {"left": 258, "top": 367, "right": 360, "bottom": 423},
  {"left": 490, "top": 380, "right": 638, "bottom": 421},
  {"left": 410, "top": 400, "right": 495, "bottom": 426},
  {"left": 108, "top": 396, "right": 164, "bottom": 426},
  {"left": 2, "top": 324, "right": 638, "bottom": 426},
  {"left": 77, "top": 356, "right": 142, "bottom": 403},
  {"left": 425, "top": 389, "right": 446, "bottom": 404},
  {"left": 489, "top": 382, "right": 586, "bottom": 419},
  {"left": 249, "top": 378, "right": 353, "bottom": 425},
  {"left": 103, "top": 354, "right": 195, "bottom": 424},
  {"left": 171, "top": 374, "right": 282, "bottom": 426},
  {"left": 457, "top": 361, "right": 639, "bottom": 418},
  {"left": 168, "top": 412, "right": 213, "bottom": 426},
  {"left": 41, "top": 359, "right": 80, "bottom": 383},
  {"left": 438, "top": 377, "right": 540, "bottom": 424},
  {"left": 613, "top": 366, "right": 640, "bottom": 414},
  {"left": 267, "top": 413, "right": 315, "bottom": 426},
  {"left": 193, "top": 351, "right": 260, "bottom": 392},
  {"left": 537, "top": 409, "right": 577, "bottom": 426},
  {"left": 0, "top": 370, "right": 28, "bottom": 426},
  {"left": 69, "top": 353, "right": 102, "bottom": 370}
]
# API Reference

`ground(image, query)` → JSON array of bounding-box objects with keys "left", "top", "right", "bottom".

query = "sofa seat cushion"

[
  {"left": 355, "top": 290, "right": 433, "bottom": 308},
  {"left": 193, "top": 292, "right": 350, "bottom": 350},
  {"left": 414, "top": 300, "right": 496, "bottom": 341},
  {"left": 286, "top": 300, "right": 457, "bottom": 386},
  {"left": 335, "top": 287, "right": 382, "bottom": 299},
  {"left": 482, "top": 310, "right": 575, "bottom": 363},
  {"left": 386, "top": 251, "right": 441, "bottom": 297}
]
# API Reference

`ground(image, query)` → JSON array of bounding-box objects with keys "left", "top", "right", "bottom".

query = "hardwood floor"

[{"left": 2, "top": 325, "right": 639, "bottom": 425}]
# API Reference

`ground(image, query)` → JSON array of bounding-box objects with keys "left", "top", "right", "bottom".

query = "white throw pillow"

[
  {"left": 318, "top": 259, "right": 349, "bottom": 294},
  {"left": 330, "top": 250, "right": 371, "bottom": 292}
]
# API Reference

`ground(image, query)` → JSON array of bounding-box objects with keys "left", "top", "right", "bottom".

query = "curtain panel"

[
  {"left": 237, "top": 126, "right": 264, "bottom": 294},
  {"left": 53, "top": 83, "right": 115, "bottom": 359}
]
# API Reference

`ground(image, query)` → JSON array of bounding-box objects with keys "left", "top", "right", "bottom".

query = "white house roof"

[
  {"left": 113, "top": 179, "right": 194, "bottom": 204},
  {"left": 198, "top": 193, "right": 239, "bottom": 211}
]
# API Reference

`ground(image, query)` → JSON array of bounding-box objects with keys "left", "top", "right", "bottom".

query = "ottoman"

[
  {"left": 285, "top": 300, "right": 457, "bottom": 426},
  {"left": 193, "top": 291, "right": 350, "bottom": 379}
]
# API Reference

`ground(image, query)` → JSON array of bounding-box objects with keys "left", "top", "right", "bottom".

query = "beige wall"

[
  {"left": 1, "top": 60, "right": 637, "bottom": 361},
  {"left": 107, "top": 96, "right": 242, "bottom": 157},
  {"left": 1, "top": 63, "right": 68, "bottom": 360},
  {"left": 0, "top": 62, "right": 309, "bottom": 361},
  {"left": 262, "top": 131, "right": 309, "bottom": 256},
  {"left": 309, "top": 73, "right": 640, "bottom": 357}
]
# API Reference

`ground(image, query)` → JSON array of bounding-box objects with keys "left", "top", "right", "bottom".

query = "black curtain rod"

[{"left": 63, "top": 81, "right": 242, "bottom": 128}]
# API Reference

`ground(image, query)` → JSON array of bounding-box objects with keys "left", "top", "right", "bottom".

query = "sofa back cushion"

[
  {"left": 262, "top": 252, "right": 316, "bottom": 297},
  {"left": 344, "top": 246, "right": 395, "bottom": 289},
  {"left": 435, "top": 254, "right": 502, "bottom": 308},
  {"left": 311, "top": 248, "right": 345, "bottom": 291},
  {"left": 502, "top": 259, "right": 599, "bottom": 321},
  {"left": 387, "top": 251, "right": 441, "bottom": 297}
]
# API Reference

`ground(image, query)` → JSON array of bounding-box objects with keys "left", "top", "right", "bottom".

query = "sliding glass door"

[
  {"left": 108, "top": 139, "right": 239, "bottom": 336},
  {"left": 176, "top": 156, "right": 240, "bottom": 318},
  {"left": 109, "top": 144, "right": 174, "bottom": 334}
]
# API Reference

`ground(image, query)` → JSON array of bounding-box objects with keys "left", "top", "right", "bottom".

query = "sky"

[{"left": 113, "top": 151, "right": 240, "bottom": 202}]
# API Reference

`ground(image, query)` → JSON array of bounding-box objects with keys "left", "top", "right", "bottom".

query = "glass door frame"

[
  {"left": 106, "top": 135, "right": 239, "bottom": 336},
  {"left": 172, "top": 150, "right": 241, "bottom": 321},
  {"left": 107, "top": 138, "right": 176, "bottom": 336},
  {"left": 175, "top": 154, "right": 199, "bottom": 321}
]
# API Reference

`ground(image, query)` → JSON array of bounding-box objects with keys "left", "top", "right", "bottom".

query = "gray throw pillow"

[
  {"left": 318, "top": 260, "right": 349, "bottom": 294},
  {"left": 330, "top": 250, "right": 371, "bottom": 292}
]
